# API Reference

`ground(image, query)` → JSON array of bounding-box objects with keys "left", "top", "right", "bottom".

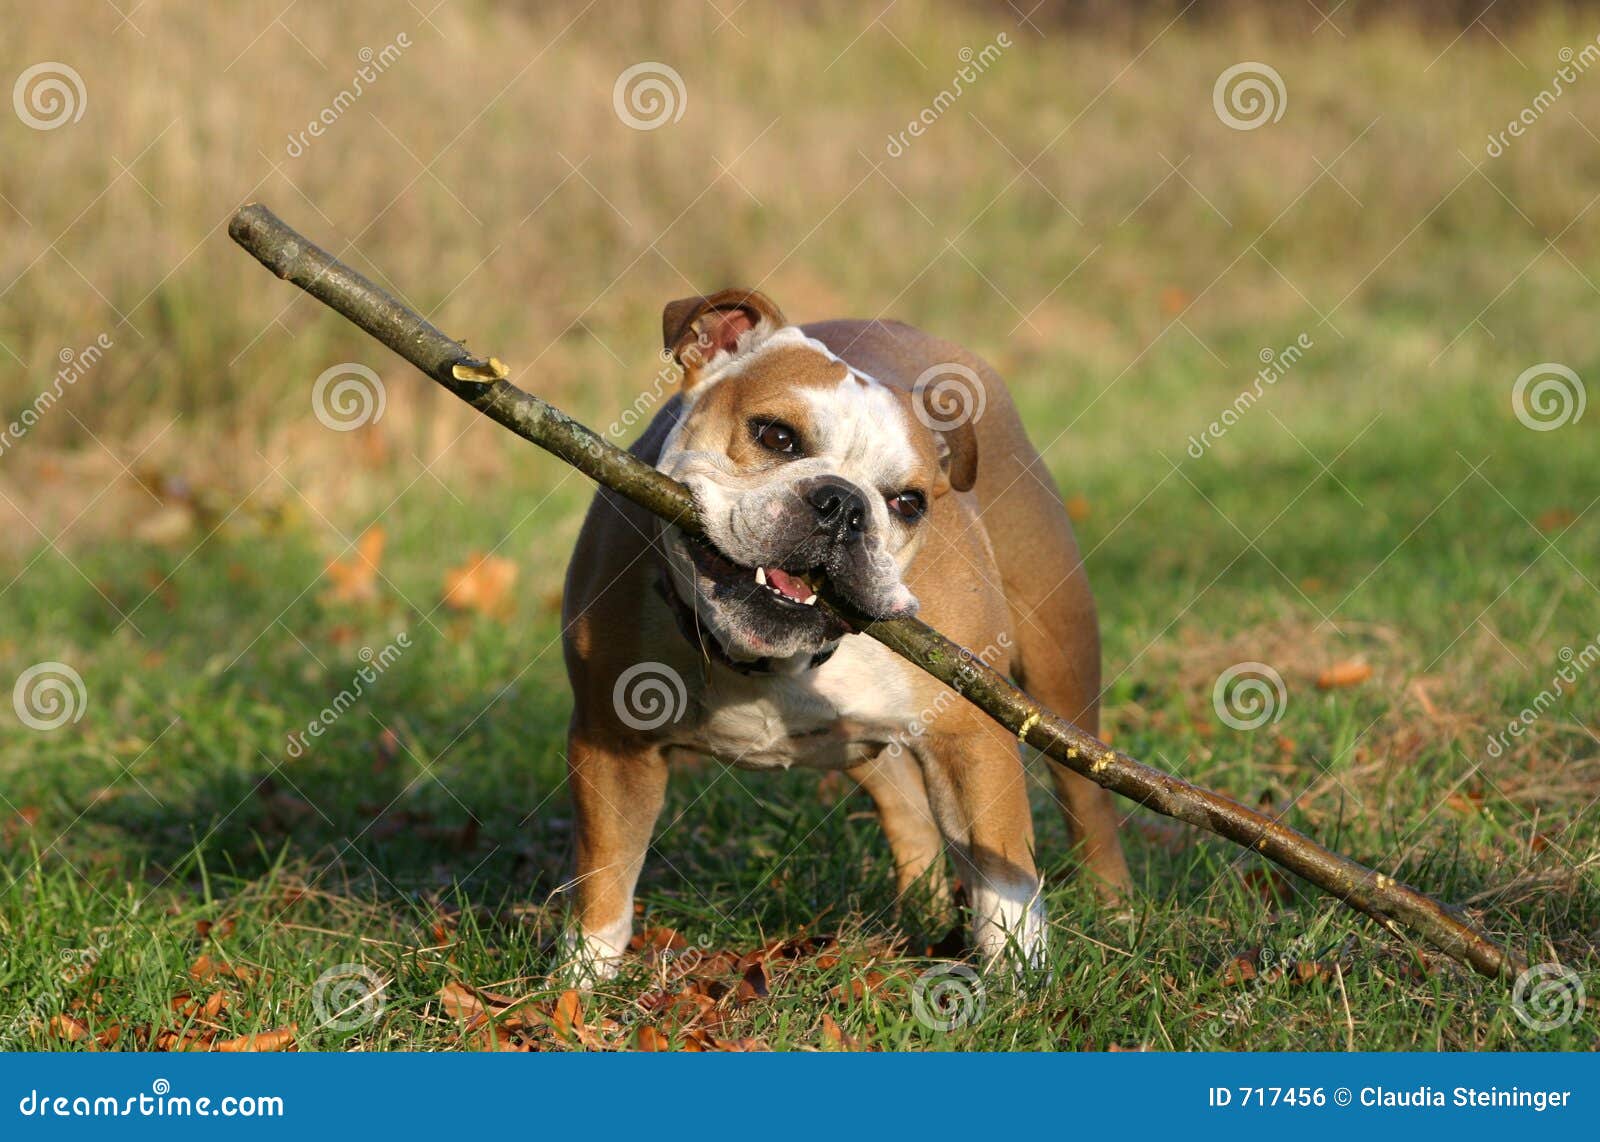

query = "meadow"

[{"left": 0, "top": 1, "right": 1596, "bottom": 1050}]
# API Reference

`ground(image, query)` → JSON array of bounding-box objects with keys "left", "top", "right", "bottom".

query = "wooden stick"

[{"left": 228, "top": 202, "right": 1525, "bottom": 985}]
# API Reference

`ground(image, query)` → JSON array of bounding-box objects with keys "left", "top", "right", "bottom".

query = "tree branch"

[{"left": 228, "top": 201, "right": 1525, "bottom": 986}]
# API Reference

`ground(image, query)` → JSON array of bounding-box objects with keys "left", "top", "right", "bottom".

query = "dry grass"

[{"left": 5, "top": 2, "right": 1600, "bottom": 529}]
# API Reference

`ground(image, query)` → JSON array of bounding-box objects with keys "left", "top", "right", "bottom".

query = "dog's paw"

[{"left": 559, "top": 918, "right": 631, "bottom": 987}]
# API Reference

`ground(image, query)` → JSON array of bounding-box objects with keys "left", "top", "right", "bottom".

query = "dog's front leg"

[
  {"left": 564, "top": 725, "right": 667, "bottom": 982},
  {"left": 916, "top": 729, "right": 1047, "bottom": 972}
]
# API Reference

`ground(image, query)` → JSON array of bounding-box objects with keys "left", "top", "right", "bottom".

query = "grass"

[{"left": 1, "top": 2, "right": 1598, "bottom": 1050}]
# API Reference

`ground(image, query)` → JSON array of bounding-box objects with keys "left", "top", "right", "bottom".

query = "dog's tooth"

[
  {"left": 802, "top": 594, "right": 817, "bottom": 606},
  {"left": 755, "top": 566, "right": 766, "bottom": 586}
]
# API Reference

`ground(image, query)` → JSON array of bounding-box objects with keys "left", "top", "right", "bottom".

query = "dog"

[{"left": 560, "top": 288, "right": 1128, "bottom": 980}]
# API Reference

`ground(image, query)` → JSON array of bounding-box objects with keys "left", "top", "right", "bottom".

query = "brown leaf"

[
  {"left": 323, "top": 527, "right": 385, "bottom": 604},
  {"left": 1536, "top": 507, "right": 1576, "bottom": 533},
  {"left": 442, "top": 552, "right": 517, "bottom": 618},
  {"left": 212, "top": 1025, "right": 297, "bottom": 1052},
  {"left": 49, "top": 1014, "right": 90, "bottom": 1042},
  {"left": 436, "top": 982, "right": 489, "bottom": 1022},
  {"left": 551, "top": 988, "right": 584, "bottom": 1041},
  {"left": 1317, "top": 661, "right": 1372, "bottom": 690},
  {"left": 1292, "top": 961, "right": 1335, "bottom": 986},
  {"left": 1064, "top": 494, "right": 1092, "bottom": 522},
  {"left": 634, "top": 1025, "right": 670, "bottom": 1052},
  {"left": 734, "top": 962, "right": 770, "bottom": 1003},
  {"left": 819, "top": 1012, "right": 863, "bottom": 1051},
  {"left": 153, "top": 1028, "right": 210, "bottom": 1052},
  {"left": 629, "top": 926, "right": 688, "bottom": 955},
  {"left": 188, "top": 953, "right": 260, "bottom": 985},
  {"left": 1220, "top": 953, "right": 1258, "bottom": 987}
]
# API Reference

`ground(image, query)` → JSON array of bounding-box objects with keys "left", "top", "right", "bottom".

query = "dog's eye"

[
  {"left": 886, "top": 491, "right": 926, "bottom": 522},
  {"left": 752, "top": 420, "right": 800, "bottom": 455}
]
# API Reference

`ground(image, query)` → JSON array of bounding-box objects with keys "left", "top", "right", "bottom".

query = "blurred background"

[{"left": 0, "top": 1, "right": 1595, "bottom": 1050}]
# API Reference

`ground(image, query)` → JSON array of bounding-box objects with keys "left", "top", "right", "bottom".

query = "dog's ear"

[
  {"left": 662, "top": 288, "right": 787, "bottom": 384},
  {"left": 912, "top": 374, "right": 981, "bottom": 495},
  {"left": 931, "top": 419, "right": 978, "bottom": 495}
]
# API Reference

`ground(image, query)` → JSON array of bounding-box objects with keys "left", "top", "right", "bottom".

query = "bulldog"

[{"left": 560, "top": 288, "right": 1128, "bottom": 979}]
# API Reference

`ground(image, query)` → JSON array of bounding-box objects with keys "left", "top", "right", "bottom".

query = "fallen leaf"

[
  {"left": 1317, "top": 661, "right": 1372, "bottom": 690},
  {"left": 634, "top": 1025, "right": 670, "bottom": 1052},
  {"left": 734, "top": 962, "right": 770, "bottom": 1003},
  {"left": 49, "top": 1014, "right": 90, "bottom": 1042},
  {"left": 323, "top": 527, "right": 386, "bottom": 604},
  {"left": 630, "top": 926, "right": 688, "bottom": 955},
  {"left": 212, "top": 1025, "right": 297, "bottom": 1052},
  {"left": 1220, "top": 954, "right": 1258, "bottom": 987},
  {"left": 1292, "top": 961, "right": 1335, "bottom": 986},
  {"left": 188, "top": 953, "right": 260, "bottom": 985},
  {"left": 442, "top": 552, "right": 517, "bottom": 618},
  {"left": 1536, "top": 507, "right": 1576, "bottom": 533},
  {"left": 551, "top": 988, "right": 584, "bottom": 1042},
  {"left": 1065, "top": 494, "right": 1092, "bottom": 522},
  {"left": 819, "top": 1012, "right": 863, "bottom": 1051},
  {"left": 1158, "top": 285, "right": 1191, "bottom": 316}
]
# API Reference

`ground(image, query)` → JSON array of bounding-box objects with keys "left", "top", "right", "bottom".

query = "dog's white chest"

[{"left": 677, "top": 637, "right": 918, "bottom": 771}]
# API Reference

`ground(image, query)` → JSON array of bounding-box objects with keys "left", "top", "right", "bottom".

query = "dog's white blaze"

[{"left": 799, "top": 372, "right": 921, "bottom": 519}]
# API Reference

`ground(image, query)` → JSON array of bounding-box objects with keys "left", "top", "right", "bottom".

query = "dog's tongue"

[{"left": 765, "top": 566, "right": 811, "bottom": 602}]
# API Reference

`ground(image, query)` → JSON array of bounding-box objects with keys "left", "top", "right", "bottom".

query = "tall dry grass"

[{"left": 2, "top": 1, "right": 1598, "bottom": 544}]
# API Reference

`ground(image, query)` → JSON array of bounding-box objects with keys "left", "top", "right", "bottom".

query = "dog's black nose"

[{"left": 805, "top": 478, "right": 867, "bottom": 543}]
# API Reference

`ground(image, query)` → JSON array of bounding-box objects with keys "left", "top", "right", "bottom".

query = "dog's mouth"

[{"left": 684, "top": 532, "right": 829, "bottom": 611}]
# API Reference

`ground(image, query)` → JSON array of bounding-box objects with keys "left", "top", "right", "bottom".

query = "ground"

[{"left": 0, "top": 2, "right": 1596, "bottom": 1050}]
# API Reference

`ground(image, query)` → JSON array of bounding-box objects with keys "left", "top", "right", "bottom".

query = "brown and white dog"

[{"left": 560, "top": 288, "right": 1128, "bottom": 980}]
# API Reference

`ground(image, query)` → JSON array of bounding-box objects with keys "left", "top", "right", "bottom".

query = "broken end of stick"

[
  {"left": 229, "top": 203, "right": 299, "bottom": 281},
  {"left": 451, "top": 357, "right": 510, "bottom": 383}
]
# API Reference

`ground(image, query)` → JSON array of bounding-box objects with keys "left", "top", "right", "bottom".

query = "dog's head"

[{"left": 653, "top": 288, "right": 978, "bottom": 664}]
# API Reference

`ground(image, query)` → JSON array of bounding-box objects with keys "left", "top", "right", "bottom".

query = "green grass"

[
  {"left": 2, "top": 2, "right": 1598, "bottom": 1051},
  {"left": 2, "top": 374, "right": 1595, "bottom": 1051}
]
